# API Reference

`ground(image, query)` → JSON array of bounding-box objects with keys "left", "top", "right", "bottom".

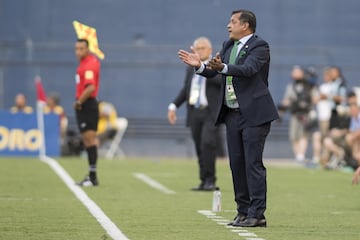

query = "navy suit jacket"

[
  {"left": 200, "top": 35, "right": 279, "bottom": 126},
  {"left": 172, "top": 66, "right": 222, "bottom": 126}
]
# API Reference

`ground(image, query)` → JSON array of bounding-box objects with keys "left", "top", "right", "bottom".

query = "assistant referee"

[{"left": 74, "top": 38, "right": 100, "bottom": 187}]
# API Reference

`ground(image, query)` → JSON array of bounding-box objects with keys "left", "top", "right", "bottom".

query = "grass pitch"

[{"left": 0, "top": 157, "right": 360, "bottom": 240}]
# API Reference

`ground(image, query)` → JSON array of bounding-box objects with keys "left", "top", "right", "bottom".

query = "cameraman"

[{"left": 280, "top": 65, "right": 318, "bottom": 162}]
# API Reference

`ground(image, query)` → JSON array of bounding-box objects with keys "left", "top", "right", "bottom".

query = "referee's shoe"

[{"left": 76, "top": 176, "right": 99, "bottom": 187}]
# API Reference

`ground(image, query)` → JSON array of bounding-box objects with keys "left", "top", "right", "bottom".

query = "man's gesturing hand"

[
  {"left": 207, "top": 52, "right": 224, "bottom": 71},
  {"left": 178, "top": 48, "right": 201, "bottom": 68}
]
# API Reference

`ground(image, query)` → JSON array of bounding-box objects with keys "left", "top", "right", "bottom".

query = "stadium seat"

[{"left": 104, "top": 117, "right": 128, "bottom": 159}]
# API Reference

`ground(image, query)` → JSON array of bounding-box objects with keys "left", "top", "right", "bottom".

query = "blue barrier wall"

[
  {"left": 0, "top": 112, "right": 60, "bottom": 156},
  {"left": 1, "top": 0, "right": 359, "bottom": 118},
  {"left": 1, "top": 1, "right": 360, "bottom": 158}
]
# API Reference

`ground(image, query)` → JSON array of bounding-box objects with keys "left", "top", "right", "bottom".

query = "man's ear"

[{"left": 243, "top": 22, "right": 250, "bottom": 30}]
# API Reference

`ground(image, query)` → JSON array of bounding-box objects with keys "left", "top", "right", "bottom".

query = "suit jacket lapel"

[
  {"left": 221, "top": 40, "right": 234, "bottom": 64},
  {"left": 235, "top": 35, "right": 256, "bottom": 63},
  {"left": 222, "top": 35, "right": 257, "bottom": 64}
]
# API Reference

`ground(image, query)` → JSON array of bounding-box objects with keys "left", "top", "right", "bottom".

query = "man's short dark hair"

[
  {"left": 232, "top": 9, "right": 257, "bottom": 33},
  {"left": 77, "top": 38, "right": 89, "bottom": 47}
]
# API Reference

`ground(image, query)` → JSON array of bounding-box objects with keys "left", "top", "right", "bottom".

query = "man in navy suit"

[
  {"left": 168, "top": 37, "right": 222, "bottom": 191},
  {"left": 178, "top": 9, "right": 279, "bottom": 227}
]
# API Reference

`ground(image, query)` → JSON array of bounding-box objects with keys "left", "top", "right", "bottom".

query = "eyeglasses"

[{"left": 348, "top": 102, "right": 358, "bottom": 107}]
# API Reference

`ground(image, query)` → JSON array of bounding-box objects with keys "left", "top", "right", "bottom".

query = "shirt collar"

[{"left": 238, "top": 34, "right": 254, "bottom": 46}]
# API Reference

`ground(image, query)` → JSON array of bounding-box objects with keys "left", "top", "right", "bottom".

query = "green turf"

[
  {"left": 0, "top": 158, "right": 106, "bottom": 240},
  {"left": 1, "top": 157, "right": 360, "bottom": 240}
]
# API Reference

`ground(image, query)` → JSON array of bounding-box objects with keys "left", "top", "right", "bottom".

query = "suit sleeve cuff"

[
  {"left": 195, "top": 63, "right": 205, "bottom": 73},
  {"left": 219, "top": 64, "right": 228, "bottom": 74}
]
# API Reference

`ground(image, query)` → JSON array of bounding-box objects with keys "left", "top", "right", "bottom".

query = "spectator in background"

[
  {"left": 321, "top": 66, "right": 349, "bottom": 169},
  {"left": 280, "top": 66, "right": 318, "bottom": 162},
  {"left": 351, "top": 92, "right": 360, "bottom": 183},
  {"left": 43, "top": 93, "right": 68, "bottom": 144},
  {"left": 323, "top": 92, "right": 358, "bottom": 170},
  {"left": 345, "top": 92, "right": 360, "bottom": 167},
  {"left": 97, "top": 101, "right": 118, "bottom": 146},
  {"left": 350, "top": 91, "right": 360, "bottom": 184},
  {"left": 315, "top": 68, "right": 334, "bottom": 135},
  {"left": 10, "top": 93, "right": 33, "bottom": 114},
  {"left": 312, "top": 68, "right": 333, "bottom": 164},
  {"left": 328, "top": 66, "right": 348, "bottom": 130}
]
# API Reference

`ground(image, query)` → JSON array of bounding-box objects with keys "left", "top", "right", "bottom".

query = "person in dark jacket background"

[{"left": 168, "top": 37, "right": 222, "bottom": 191}]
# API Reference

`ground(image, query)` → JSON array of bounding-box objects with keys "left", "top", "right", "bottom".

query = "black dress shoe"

[
  {"left": 191, "top": 183, "right": 205, "bottom": 191},
  {"left": 234, "top": 217, "right": 267, "bottom": 227},
  {"left": 227, "top": 214, "right": 247, "bottom": 226},
  {"left": 202, "top": 182, "right": 217, "bottom": 191}
]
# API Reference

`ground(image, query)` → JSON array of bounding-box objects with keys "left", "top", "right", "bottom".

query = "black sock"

[{"left": 86, "top": 146, "right": 97, "bottom": 180}]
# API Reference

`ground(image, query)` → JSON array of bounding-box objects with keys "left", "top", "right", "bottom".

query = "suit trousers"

[
  {"left": 224, "top": 109, "right": 270, "bottom": 218},
  {"left": 189, "top": 107, "right": 218, "bottom": 184}
]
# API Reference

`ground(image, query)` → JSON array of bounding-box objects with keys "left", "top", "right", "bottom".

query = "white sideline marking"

[
  {"left": 133, "top": 173, "right": 175, "bottom": 194},
  {"left": 207, "top": 215, "right": 223, "bottom": 219},
  {"left": 197, "top": 210, "right": 266, "bottom": 240},
  {"left": 198, "top": 210, "right": 214, "bottom": 215},
  {"left": 41, "top": 156, "right": 129, "bottom": 240},
  {"left": 213, "top": 219, "right": 229, "bottom": 222},
  {"left": 217, "top": 222, "right": 229, "bottom": 225},
  {"left": 225, "top": 225, "right": 238, "bottom": 228},
  {"left": 231, "top": 229, "right": 249, "bottom": 233},
  {"left": 239, "top": 232, "right": 257, "bottom": 237}
]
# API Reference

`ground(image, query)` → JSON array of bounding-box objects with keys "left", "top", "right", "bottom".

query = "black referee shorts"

[{"left": 75, "top": 98, "right": 99, "bottom": 133}]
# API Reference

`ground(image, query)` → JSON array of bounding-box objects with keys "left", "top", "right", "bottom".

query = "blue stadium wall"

[{"left": 1, "top": 0, "right": 360, "bottom": 157}]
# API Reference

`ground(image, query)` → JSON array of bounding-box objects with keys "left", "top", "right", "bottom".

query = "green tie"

[{"left": 226, "top": 41, "right": 240, "bottom": 107}]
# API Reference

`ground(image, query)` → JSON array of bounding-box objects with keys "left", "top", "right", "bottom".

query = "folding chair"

[{"left": 105, "top": 117, "right": 128, "bottom": 159}]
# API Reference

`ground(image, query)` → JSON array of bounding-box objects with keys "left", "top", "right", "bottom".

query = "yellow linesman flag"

[{"left": 73, "top": 20, "right": 105, "bottom": 60}]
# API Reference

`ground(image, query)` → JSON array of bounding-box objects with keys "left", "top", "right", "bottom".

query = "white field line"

[
  {"left": 245, "top": 238, "right": 265, "bottom": 240},
  {"left": 41, "top": 156, "right": 129, "bottom": 240},
  {"left": 197, "top": 210, "right": 266, "bottom": 240},
  {"left": 133, "top": 172, "right": 176, "bottom": 194}
]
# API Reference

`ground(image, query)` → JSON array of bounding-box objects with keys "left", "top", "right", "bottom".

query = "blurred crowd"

[
  {"left": 6, "top": 64, "right": 360, "bottom": 172},
  {"left": 279, "top": 65, "right": 360, "bottom": 171}
]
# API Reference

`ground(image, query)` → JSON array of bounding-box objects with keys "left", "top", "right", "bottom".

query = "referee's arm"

[{"left": 74, "top": 84, "right": 96, "bottom": 110}]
